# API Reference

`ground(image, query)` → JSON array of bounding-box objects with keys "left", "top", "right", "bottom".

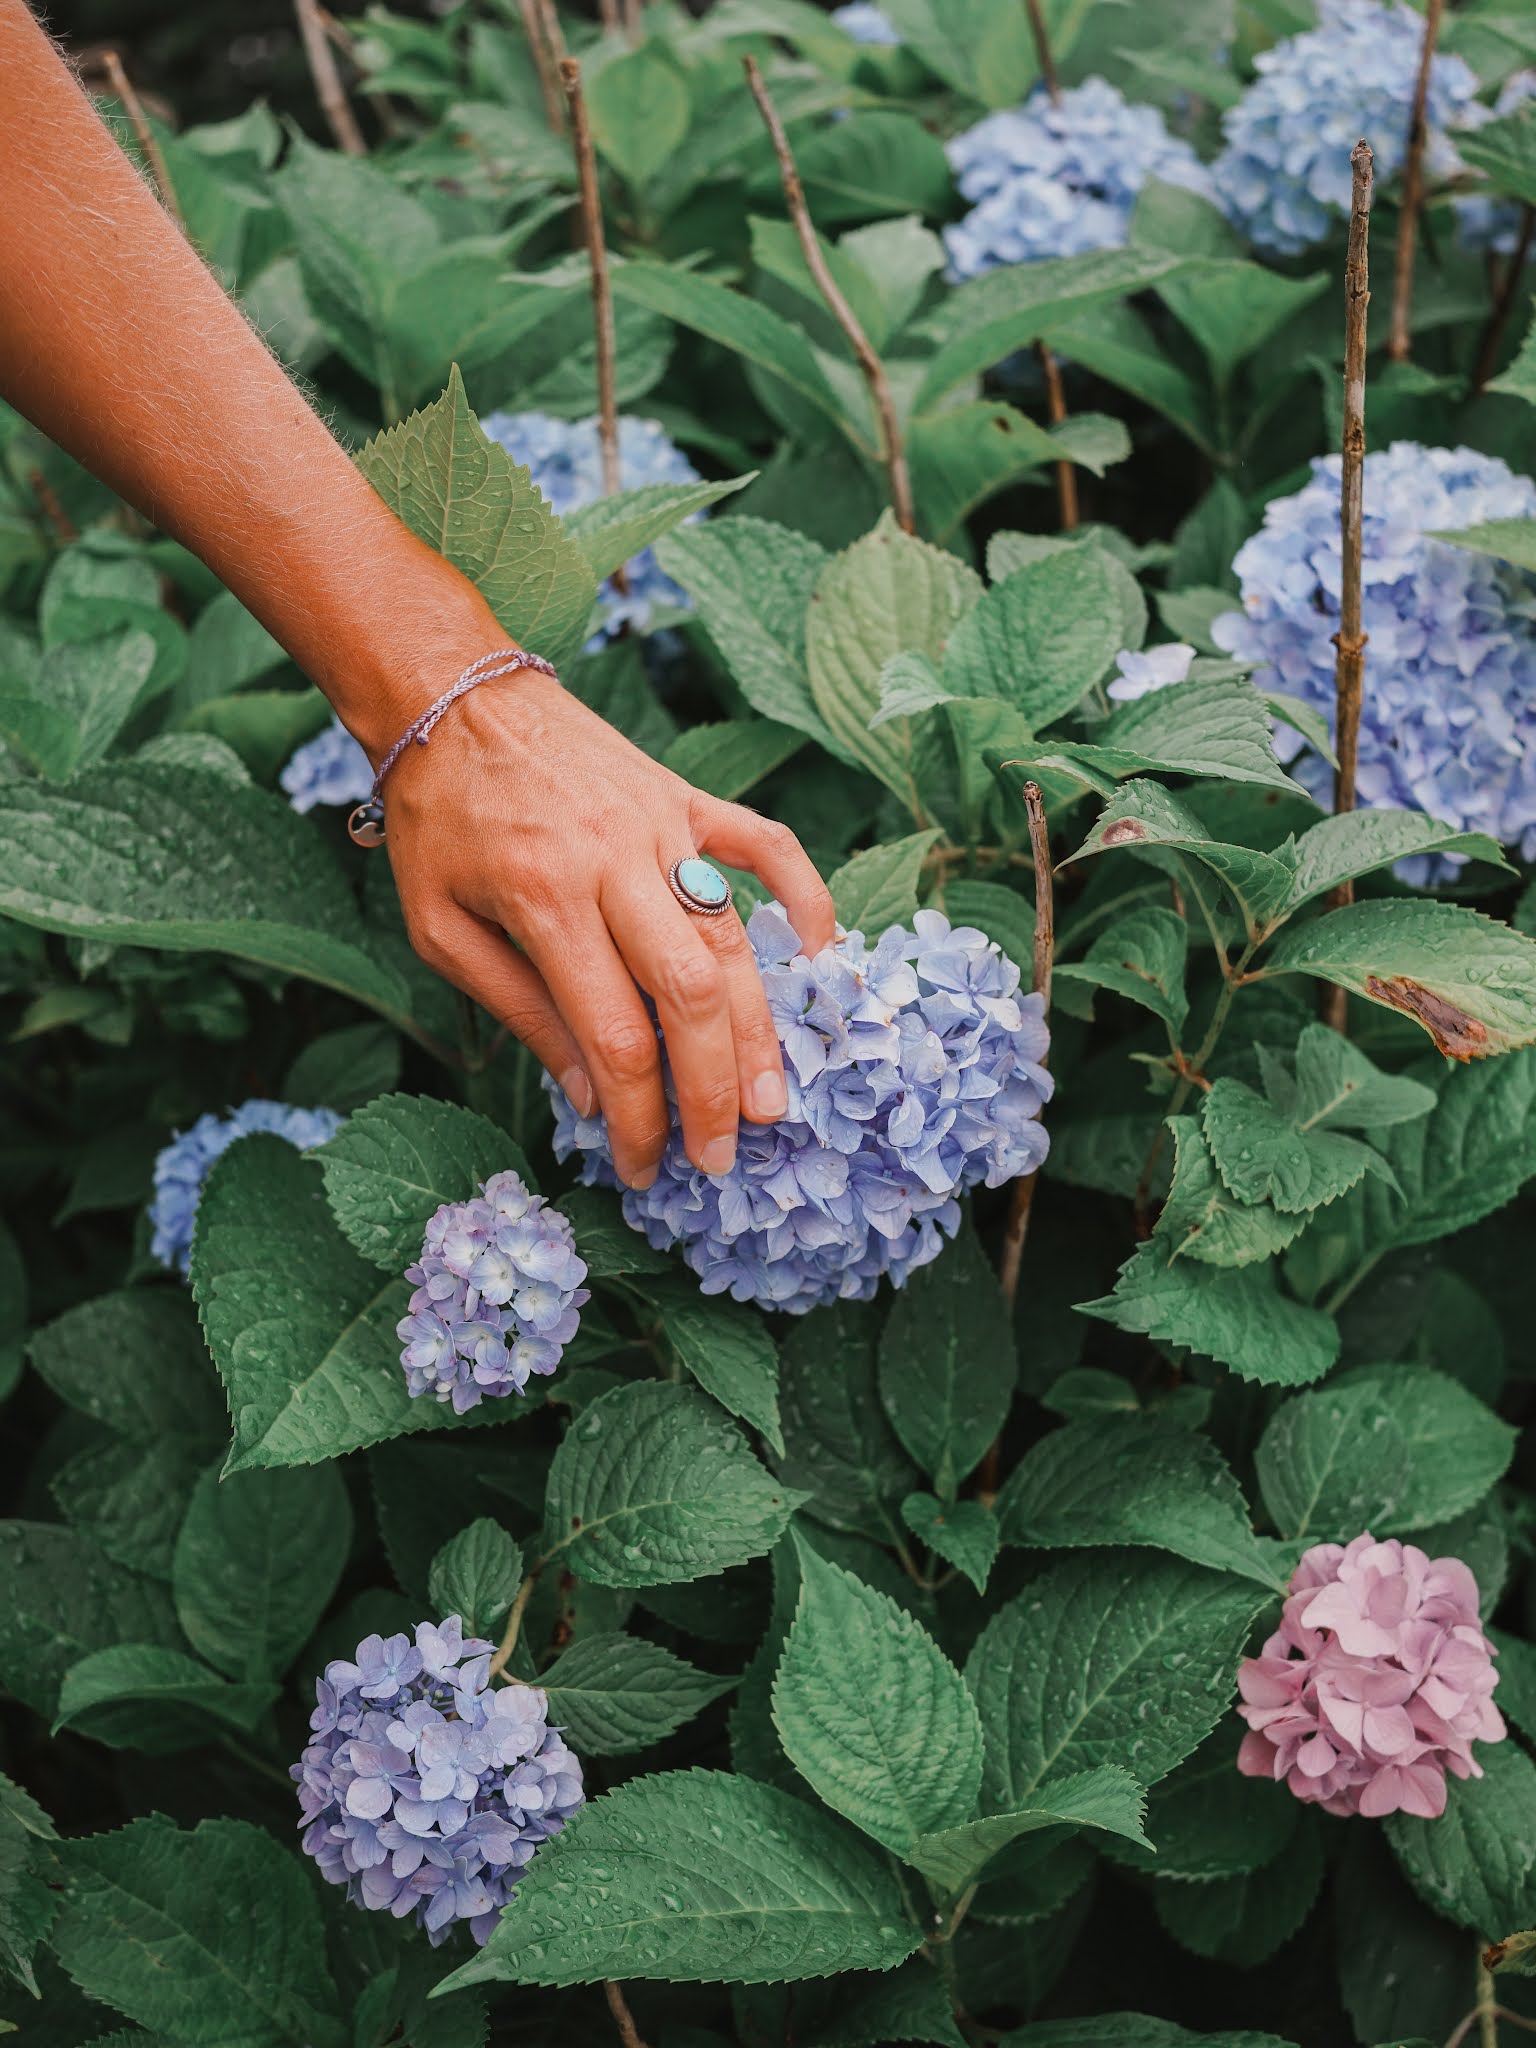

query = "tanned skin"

[{"left": 0, "top": 1, "right": 834, "bottom": 1186}]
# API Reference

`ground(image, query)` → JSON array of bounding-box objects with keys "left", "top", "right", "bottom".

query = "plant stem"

[
  {"left": 559, "top": 58, "right": 629, "bottom": 594},
  {"left": 603, "top": 1980, "right": 651, "bottom": 2048},
  {"left": 623, "top": 0, "right": 643, "bottom": 42},
  {"left": 1024, "top": 0, "right": 1061, "bottom": 102},
  {"left": 518, "top": 0, "right": 566, "bottom": 132},
  {"left": 490, "top": 1565, "right": 543, "bottom": 1678},
  {"left": 1323, "top": 137, "right": 1373, "bottom": 1035},
  {"left": 1387, "top": 0, "right": 1442, "bottom": 362},
  {"left": 998, "top": 782, "right": 1053, "bottom": 1308},
  {"left": 292, "top": 0, "right": 366, "bottom": 157},
  {"left": 1475, "top": 203, "right": 1535, "bottom": 392},
  {"left": 100, "top": 50, "right": 184, "bottom": 227},
  {"left": 743, "top": 56, "right": 916, "bottom": 535},
  {"left": 598, "top": 0, "right": 621, "bottom": 28},
  {"left": 1132, "top": 940, "right": 1254, "bottom": 1234},
  {"left": 1037, "top": 342, "right": 1079, "bottom": 532}
]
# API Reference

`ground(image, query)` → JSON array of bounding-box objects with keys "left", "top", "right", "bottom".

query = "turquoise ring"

[{"left": 668, "top": 856, "right": 732, "bottom": 917}]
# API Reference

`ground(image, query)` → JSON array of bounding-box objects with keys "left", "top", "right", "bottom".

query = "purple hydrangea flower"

[
  {"left": 1108, "top": 641, "right": 1197, "bottom": 704},
  {"left": 1215, "top": 0, "right": 1481, "bottom": 255},
  {"left": 477, "top": 410, "right": 701, "bottom": 640},
  {"left": 398, "top": 1169, "right": 588, "bottom": 1413},
  {"left": 944, "top": 78, "right": 1214, "bottom": 279},
  {"left": 279, "top": 717, "right": 373, "bottom": 815},
  {"left": 150, "top": 1100, "right": 344, "bottom": 1274},
  {"left": 293, "top": 1615, "right": 585, "bottom": 1945},
  {"left": 549, "top": 903, "right": 1052, "bottom": 1314},
  {"left": 1212, "top": 442, "right": 1536, "bottom": 885},
  {"left": 832, "top": 2, "right": 900, "bottom": 45}
]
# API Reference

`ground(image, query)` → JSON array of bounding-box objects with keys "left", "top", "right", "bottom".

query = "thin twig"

[
  {"left": 489, "top": 1566, "right": 542, "bottom": 1679},
  {"left": 1475, "top": 202, "right": 1536, "bottom": 391},
  {"left": 292, "top": 0, "right": 366, "bottom": 156},
  {"left": 998, "top": 782, "right": 1054, "bottom": 1308},
  {"left": 1024, "top": 0, "right": 1061, "bottom": 103},
  {"left": 622, "top": 0, "right": 643, "bottom": 44},
  {"left": 559, "top": 58, "right": 628, "bottom": 592},
  {"left": 743, "top": 56, "right": 916, "bottom": 534},
  {"left": 27, "top": 468, "right": 76, "bottom": 543},
  {"left": 534, "top": 0, "right": 569, "bottom": 69},
  {"left": 1323, "top": 139, "right": 1373, "bottom": 1034},
  {"left": 603, "top": 1981, "right": 651, "bottom": 2048},
  {"left": 100, "top": 50, "right": 184, "bottom": 228},
  {"left": 318, "top": 7, "right": 403, "bottom": 140},
  {"left": 517, "top": 0, "right": 566, "bottom": 133},
  {"left": 598, "top": 0, "right": 621, "bottom": 28},
  {"left": 1037, "top": 342, "right": 1079, "bottom": 530},
  {"left": 1387, "top": 0, "right": 1443, "bottom": 361}
]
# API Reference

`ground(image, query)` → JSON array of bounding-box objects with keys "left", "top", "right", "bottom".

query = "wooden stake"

[
  {"left": 1387, "top": 0, "right": 1443, "bottom": 362},
  {"left": 100, "top": 50, "right": 184, "bottom": 227},
  {"left": 998, "top": 780, "right": 1054, "bottom": 1307},
  {"left": 743, "top": 57, "right": 915, "bottom": 534},
  {"left": 292, "top": 0, "right": 366, "bottom": 156},
  {"left": 1038, "top": 342, "right": 1079, "bottom": 530},
  {"left": 1024, "top": 0, "right": 1061, "bottom": 104},
  {"left": 1323, "top": 139, "right": 1373, "bottom": 1035}
]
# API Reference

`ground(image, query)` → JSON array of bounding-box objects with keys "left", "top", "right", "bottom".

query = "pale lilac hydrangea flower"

[
  {"left": 293, "top": 1615, "right": 584, "bottom": 1944},
  {"left": 944, "top": 78, "right": 1214, "bottom": 279},
  {"left": 1213, "top": 442, "right": 1536, "bottom": 883},
  {"left": 1215, "top": 0, "right": 1481, "bottom": 254},
  {"left": 398, "top": 1169, "right": 588, "bottom": 1413},
  {"left": 1107, "top": 642, "right": 1196, "bottom": 704},
  {"left": 832, "top": 2, "right": 899, "bottom": 44},
  {"left": 1236, "top": 1534, "right": 1504, "bottom": 1819},
  {"left": 150, "top": 1100, "right": 343, "bottom": 1274},
  {"left": 279, "top": 717, "right": 372, "bottom": 815},
  {"left": 550, "top": 902, "right": 1052, "bottom": 1314}
]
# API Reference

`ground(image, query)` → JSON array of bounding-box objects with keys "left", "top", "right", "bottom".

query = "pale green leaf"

[
  {"left": 586, "top": 45, "right": 690, "bottom": 189},
  {"left": 939, "top": 548, "right": 1123, "bottom": 727},
  {"left": 904, "top": 1765, "right": 1149, "bottom": 1896},
  {"left": 1157, "top": 260, "right": 1328, "bottom": 382},
  {"left": 538, "top": 1632, "right": 734, "bottom": 1755},
  {"left": 1201, "top": 1079, "right": 1392, "bottom": 1214},
  {"left": 1102, "top": 676, "right": 1302, "bottom": 794},
  {"left": 1066, "top": 781, "right": 1297, "bottom": 941},
  {"left": 53, "top": 1645, "right": 279, "bottom": 1750},
  {"left": 899, "top": 1493, "right": 999, "bottom": 1595},
  {"left": 563, "top": 473, "right": 755, "bottom": 585},
  {"left": 428, "top": 1518, "right": 523, "bottom": 1639},
  {"left": 829, "top": 828, "right": 942, "bottom": 934},
  {"left": 940, "top": 879, "right": 1037, "bottom": 980},
  {"left": 878, "top": 1226, "right": 1016, "bottom": 1500},
  {"left": 871, "top": 650, "right": 951, "bottom": 730},
  {"left": 661, "top": 718, "right": 803, "bottom": 800},
  {"left": 1286, "top": 809, "right": 1510, "bottom": 910},
  {"left": 1280, "top": 1023, "right": 1438, "bottom": 1132},
  {"left": 1055, "top": 905, "right": 1189, "bottom": 1038}
]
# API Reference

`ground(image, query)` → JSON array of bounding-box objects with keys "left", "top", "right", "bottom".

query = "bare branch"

[
  {"left": 743, "top": 56, "right": 916, "bottom": 534},
  {"left": 559, "top": 58, "right": 627, "bottom": 591},
  {"left": 515, "top": 0, "right": 566, "bottom": 132},
  {"left": 623, "top": 0, "right": 643, "bottom": 43},
  {"left": 1037, "top": 342, "right": 1079, "bottom": 530},
  {"left": 1475, "top": 202, "right": 1535, "bottom": 391},
  {"left": 100, "top": 50, "right": 185, "bottom": 227},
  {"left": 292, "top": 0, "right": 366, "bottom": 157},
  {"left": 998, "top": 780, "right": 1054, "bottom": 1307},
  {"left": 1024, "top": 0, "right": 1061, "bottom": 104},
  {"left": 603, "top": 1982, "right": 651, "bottom": 2048},
  {"left": 1387, "top": 0, "right": 1443, "bottom": 362}
]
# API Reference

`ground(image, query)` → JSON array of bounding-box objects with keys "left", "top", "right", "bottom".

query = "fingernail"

[
  {"left": 749, "top": 1070, "right": 788, "bottom": 1120},
  {"left": 629, "top": 1164, "right": 658, "bottom": 1191},
  {"left": 699, "top": 1136, "right": 737, "bottom": 1177},
  {"left": 560, "top": 1067, "right": 595, "bottom": 1118}
]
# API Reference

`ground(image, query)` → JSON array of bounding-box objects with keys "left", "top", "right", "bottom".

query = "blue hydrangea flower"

[
  {"left": 1216, "top": 0, "right": 1481, "bottom": 255},
  {"left": 150, "top": 1100, "right": 343, "bottom": 1274},
  {"left": 293, "top": 1615, "right": 584, "bottom": 1946},
  {"left": 1212, "top": 442, "right": 1536, "bottom": 885},
  {"left": 550, "top": 903, "right": 1052, "bottom": 1314},
  {"left": 1458, "top": 71, "right": 1536, "bottom": 254},
  {"left": 1108, "top": 642, "right": 1196, "bottom": 704},
  {"left": 279, "top": 717, "right": 373, "bottom": 815},
  {"left": 832, "top": 2, "right": 900, "bottom": 45},
  {"left": 398, "top": 1169, "right": 588, "bottom": 1413},
  {"left": 478, "top": 411, "right": 701, "bottom": 640},
  {"left": 944, "top": 78, "right": 1214, "bottom": 279}
]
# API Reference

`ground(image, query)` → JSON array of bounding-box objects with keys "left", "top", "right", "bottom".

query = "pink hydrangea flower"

[{"left": 1236, "top": 1533, "right": 1505, "bottom": 1819}]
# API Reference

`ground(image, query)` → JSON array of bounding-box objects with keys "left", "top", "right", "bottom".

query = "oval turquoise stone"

[{"left": 677, "top": 857, "right": 730, "bottom": 905}]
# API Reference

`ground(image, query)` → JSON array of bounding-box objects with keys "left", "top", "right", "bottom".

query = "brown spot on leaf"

[
  {"left": 1100, "top": 818, "right": 1148, "bottom": 846},
  {"left": 1486, "top": 1939, "right": 1510, "bottom": 1971},
  {"left": 1363, "top": 974, "right": 1488, "bottom": 1061}
]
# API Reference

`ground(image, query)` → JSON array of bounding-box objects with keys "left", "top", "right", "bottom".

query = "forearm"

[{"left": 0, "top": 1, "right": 495, "bottom": 754}]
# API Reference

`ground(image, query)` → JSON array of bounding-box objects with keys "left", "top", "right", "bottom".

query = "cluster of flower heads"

[
  {"left": 293, "top": 1617, "right": 584, "bottom": 1944},
  {"left": 150, "top": 1099, "right": 342, "bottom": 1274},
  {"left": 398, "top": 1169, "right": 587, "bottom": 1413},
  {"left": 831, "top": 1, "right": 899, "bottom": 44},
  {"left": 944, "top": 78, "right": 1213, "bottom": 279},
  {"left": 1213, "top": 441, "right": 1536, "bottom": 884},
  {"left": 280, "top": 716, "right": 372, "bottom": 816},
  {"left": 478, "top": 410, "right": 701, "bottom": 640},
  {"left": 1215, "top": 0, "right": 1481, "bottom": 254},
  {"left": 1237, "top": 1534, "right": 1504, "bottom": 1819},
  {"left": 550, "top": 903, "right": 1052, "bottom": 1314}
]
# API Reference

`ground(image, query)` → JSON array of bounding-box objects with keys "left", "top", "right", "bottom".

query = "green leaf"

[
  {"left": 0, "top": 762, "right": 408, "bottom": 1022},
  {"left": 1110, "top": 1725, "right": 1296, "bottom": 1882},
  {"left": 878, "top": 1225, "right": 1016, "bottom": 1500},
  {"left": 172, "top": 1461, "right": 352, "bottom": 1679},
  {"left": 1157, "top": 260, "right": 1328, "bottom": 382},
  {"left": 355, "top": 366, "right": 598, "bottom": 670},
  {"left": 908, "top": 403, "right": 1127, "bottom": 545},
  {"left": 0, "top": 631, "right": 157, "bottom": 781},
  {"left": 995, "top": 1415, "right": 1279, "bottom": 1587},
  {"left": 318, "top": 1093, "right": 532, "bottom": 1273},
  {"left": 648, "top": 1279, "right": 783, "bottom": 1457},
  {"left": 542, "top": 1380, "right": 805, "bottom": 1588},
  {"left": 772, "top": 1535, "right": 982, "bottom": 1853},
  {"left": 871, "top": 649, "right": 950, "bottom": 730},
  {"left": 966, "top": 1552, "right": 1266, "bottom": 1803},
  {"left": 1013, "top": 2023, "right": 1300, "bottom": 2048},
  {"left": 1066, "top": 781, "right": 1297, "bottom": 941},
  {"left": 1452, "top": 98, "right": 1536, "bottom": 207},
  {"left": 939, "top": 548, "right": 1123, "bottom": 728},
  {"left": 655, "top": 518, "right": 835, "bottom": 747},
  {"left": 807, "top": 514, "right": 981, "bottom": 811},
  {"left": 1254, "top": 1382, "right": 1412, "bottom": 1541},
  {"left": 1043, "top": 300, "right": 1215, "bottom": 454},
  {"left": 557, "top": 1185, "right": 671, "bottom": 1279},
  {"left": 1101, "top": 675, "right": 1302, "bottom": 794},
  {"left": 1055, "top": 906, "right": 1189, "bottom": 1038},
  {"left": 427, "top": 1518, "right": 523, "bottom": 1639},
  {"left": 537, "top": 1632, "right": 734, "bottom": 1755},
  {"left": 53, "top": 1436, "right": 206, "bottom": 1583},
  {"left": 438, "top": 1769, "right": 921, "bottom": 1989},
  {"left": 0, "top": 1771, "right": 56, "bottom": 1996},
  {"left": 828, "top": 828, "right": 942, "bottom": 934},
  {"left": 563, "top": 473, "right": 755, "bottom": 586},
  {"left": 192, "top": 1136, "right": 493, "bottom": 1473},
  {"left": 1386, "top": 1742, "right": 1536, "bottom": 1938},
  {"left": 53, "top": 1644, "right": 279, "bottom": 1750},
  {"left": 768, "top": 110, "right": 954, "bottom": 224},
  {"left": 1080, "top": 1247, "right": 1340, "bottom": 1387},
  {"left": 1338, "top": 1365, "right": 1516, "bottom": 1531},
  {"left": 283, "top": 1022, "right": 402, "bottom": 1116},
  {"left": 586, "top": 45, "right": 690, "bottom": 189},
  {"left": 1201, "top": 1078, "right": 1392, "bottom": 1214},
  {"left": 29, "top": 1288, "right": 225, "bottom": 1446},
  {"left": 1154, "top": 1818, "right": 1324, "bottom": 1967},
  {"left": 660, "top": 718, "right": 803, "bottom": 801},
  {"left": 1286, "top": 809, "right": 1510, "bottom": 910},
  {"left": 1262, "top": 899, "right": 1536, "bottom": 1058},
  {"left": 0, "top": 1521, "right": 179, "bottom": 1718},
  {"left": 52, "top": 1817, "right": 342, "bottom": 2048},
  {"left": 899, "top": 1493, "right": 999, "bottom": 1595},
  {"left": 904, "top": 1765, "right": 1150, "bottom": 1896},
  {"left": 777, "top": 1300, "right": 919, "bottom": 1543},
  {"left": 1279, "top": 1023, "right": 1438, "bottom": 1132},
  {"left": 940, "top": 879, "right": 1038, "bottom": 980}
]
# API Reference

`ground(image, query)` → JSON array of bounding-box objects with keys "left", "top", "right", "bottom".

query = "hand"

[{"left": 384, "top": 647, "right": 835, "bottom": 1190}]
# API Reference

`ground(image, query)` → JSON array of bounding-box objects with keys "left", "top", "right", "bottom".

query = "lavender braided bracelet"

[{"left": 346, "top": 647, "right": 558, "bottom": 848}]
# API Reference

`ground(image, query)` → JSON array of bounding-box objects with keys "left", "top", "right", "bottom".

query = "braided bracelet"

[{"left": 346, "top": 647, "right": 558, "bottom": 847}]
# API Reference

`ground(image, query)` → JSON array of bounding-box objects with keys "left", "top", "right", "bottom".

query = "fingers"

[
  {"left": 696, "top": 902, "right": 789, "bottom": 1127},
  {"left": 694, "top": 798, "right": 835, "bottom": 956}
]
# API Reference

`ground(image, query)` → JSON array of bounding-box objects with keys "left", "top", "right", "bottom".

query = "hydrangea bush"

[{"left": 11, "top": 6, "right": 1536, "bottom": 2048}]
